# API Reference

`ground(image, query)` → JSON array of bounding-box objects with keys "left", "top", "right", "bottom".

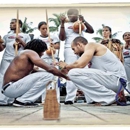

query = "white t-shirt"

[
  {"left": 59, "top": 22, "right": 86, "bottom": 48},
  {"left": 123, "top": 48, "right": 130, "bottom": 64},
  {"left": 2, "top": 32, "right": 31, "bottom": 60},
  {"left": 90, "top": 49, "right": 127, "bottom": 79},
  {"left": 35, "top": 33, "right": 60, "bottom": 60}
]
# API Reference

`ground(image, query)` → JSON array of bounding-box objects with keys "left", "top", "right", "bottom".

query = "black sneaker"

[
  {"left": 64, "top": 101, "right": 73, "bottom": 105},
  {"left": 13, "top": 100, "right": 39, "bottom": 107}
]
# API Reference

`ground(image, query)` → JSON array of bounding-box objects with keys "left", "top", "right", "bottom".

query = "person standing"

[
  {"left": 59, "top": 8, "right": 94, "bottom": 104},
  {"left": 122, "top": 32, "right": 130, "bottom": 97},
  {"left": 35, "top": 21, "right": 60, "bottom": 104},
  {"left": 101, "top": 26, "right": 124, "bottom": 63},
  {"left": 0, "top": 18, "right": 31, "bottom": 105}
]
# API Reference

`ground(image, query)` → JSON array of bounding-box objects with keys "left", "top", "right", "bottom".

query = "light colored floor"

[{"left": 0, "top": 103, "right": 130, "bottom": 126}]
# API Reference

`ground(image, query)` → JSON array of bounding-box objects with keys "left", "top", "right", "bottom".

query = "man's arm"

[
  {"left": 27, "top": 51, "right": 69, "bottom": 80},
  {"left": 59, "top": 43, "right": 96, "bottom": 71},
  {"left": 79, "top": 15, "right": 94, "bottom": 34},
  {"left": 59, "top": 16, "right": 66, "bottom": 41}
]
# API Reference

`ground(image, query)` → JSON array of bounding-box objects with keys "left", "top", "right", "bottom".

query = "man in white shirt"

[{"left": 0, "top": 18, "right": 31, "bottom": 105}]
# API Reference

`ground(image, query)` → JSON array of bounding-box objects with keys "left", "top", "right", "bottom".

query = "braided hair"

[{"left": 24, "top": 39, "right": 48, "bottom": 53}]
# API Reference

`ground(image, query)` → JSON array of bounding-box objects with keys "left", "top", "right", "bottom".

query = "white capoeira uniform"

[
  {"left": 59, "top": 22, "right": 87, "bottom": 102},
  {"left": 2, "top": 72, "right": 54, "bottom": 103},
  {"left": 35, "top": 33, "right": 60, "bottom": 103},
  {"left": 0, "top": 32, "right": 31, "bottom": 105},
  {"left": 68, "top": 49, "right": 127, "bottom": 105},
  {"left": 123, "top": 48, "right": 130, "bottom": 94}
]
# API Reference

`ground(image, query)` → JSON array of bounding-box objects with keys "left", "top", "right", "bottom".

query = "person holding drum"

[{"left": 101, "top": 26, "right": 124, "bottom": 63}]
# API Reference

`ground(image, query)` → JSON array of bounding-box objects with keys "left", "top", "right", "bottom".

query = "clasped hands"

[{"left": 56, "top": 61, "right": 69, "bottom": 74}]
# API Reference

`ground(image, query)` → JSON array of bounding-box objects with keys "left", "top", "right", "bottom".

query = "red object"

[{"left": 73, "top": 21, "right": 85, "bottom": 33}]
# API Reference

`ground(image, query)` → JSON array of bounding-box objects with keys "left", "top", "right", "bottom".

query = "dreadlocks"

[{"left": 24, "top": 39, "right": 48, "bottom": 53}]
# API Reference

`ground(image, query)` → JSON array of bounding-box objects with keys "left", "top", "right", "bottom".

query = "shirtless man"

[
  {"left": 58, "top": 36, "right": 127, "bottom": 106},
  {"left": 1, "top": 39, "right": 69, "bottom": 107}
]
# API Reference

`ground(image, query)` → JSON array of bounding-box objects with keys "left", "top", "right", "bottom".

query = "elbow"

[
  {"left": 90, "top": 29, "right": 94, "bottom": 34},
  {"left": 87, "top": 29, "right": 94, "bottom": 34},
  {"left": 59, "top": 34, "right": 66, "bottom": 41},
  {"left": 0, "top": 47, "right": 4, "bottom": 52},
  {"left": 59, "top": 36, "right": 65, "bottom": 41}
]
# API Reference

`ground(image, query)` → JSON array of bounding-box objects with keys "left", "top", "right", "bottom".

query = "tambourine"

[{"left": 73, "top": 21, "right": 85, "bottom": 33}]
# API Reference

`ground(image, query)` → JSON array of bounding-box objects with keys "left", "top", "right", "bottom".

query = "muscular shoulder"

[
  {"left": 20, "top": 50, "right": 38, "bottom": 57},
  {"left": 85, "top": 42, "right": 107, "bottom": 54},
  {"left": 85, "top": 42, "right": 97, "bottom": 49}
]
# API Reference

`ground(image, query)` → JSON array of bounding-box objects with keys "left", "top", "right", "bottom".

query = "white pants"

[
  {"left": 68, "top": 68, "right": 122, "bottom": 105},
  {"left": 64, "top": 47, "right": 78, "bottom": 102},
  {"left": 2, "top": 72, "right": 54, "bottom": 103},
  {"left": 124, "top": 63, "right": 130, "bottom": 90},
  {"left": 0, "top": 59, "right": 14, "bottom": 105}
]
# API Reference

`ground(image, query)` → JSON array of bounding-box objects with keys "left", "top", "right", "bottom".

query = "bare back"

[
  {"left": 3, "top": 50, "right": 34, "bottom": 85},
  {"left": 3, "top": 49, "right": 69, "bottom": 86}
]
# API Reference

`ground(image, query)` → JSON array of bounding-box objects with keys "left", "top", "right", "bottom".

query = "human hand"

[
  {"left": 13, "top": 42, "right": 21, "bottom": 49},
  {"left": 60, "top": 15, "right": 66, "bottom": 24},
  {"left": 79, "top": 15, "right": 85, "bottom": 22},
  {"left": 15, "top": 36, "right": 23, "bottom": 45},
  {"left": 58, "top": 61, "right": 68, "bottom": 70},
  {"left": 61, "top": 68, "right": 69, "bottom": 75}
]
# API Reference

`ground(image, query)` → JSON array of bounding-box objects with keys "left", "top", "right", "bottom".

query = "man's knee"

[
  {"left": 68, "top": 69, "right": 80, "bottom": 79},
  {"left": 45, "top": 73, "right": 54, "bottom": 80},
  {"left": 37, "top": 72, "right": 54, "bottom": 81}
]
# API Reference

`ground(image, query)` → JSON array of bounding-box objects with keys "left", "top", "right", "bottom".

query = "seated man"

[
  {"left": 1, "top": 39, "right": 69, "bottom": 107},
  {"left": 58, "top": 36, "right": 127, "bottom": 106}
]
